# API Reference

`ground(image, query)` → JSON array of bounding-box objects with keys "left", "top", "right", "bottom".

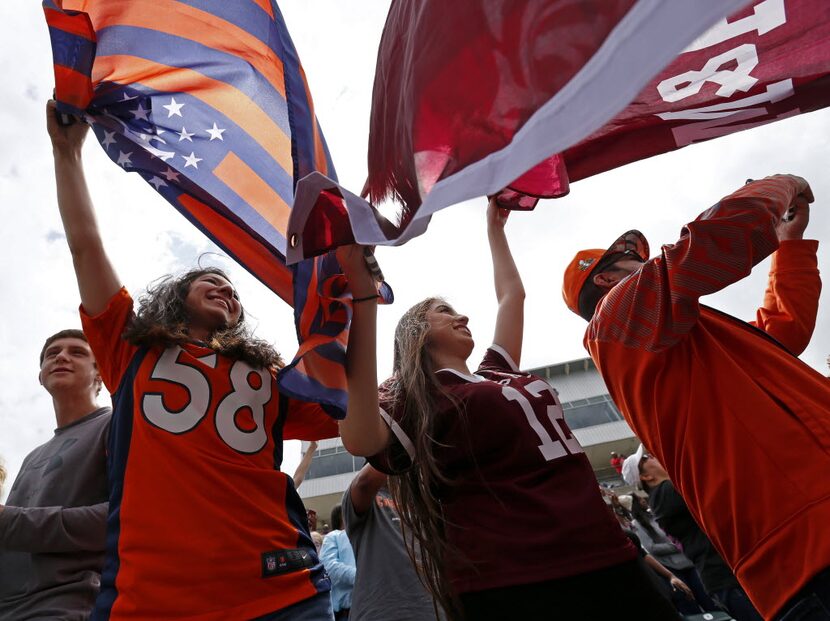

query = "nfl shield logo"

[{"left": 266, "top": 555, "right": 277, "bottom": 572}]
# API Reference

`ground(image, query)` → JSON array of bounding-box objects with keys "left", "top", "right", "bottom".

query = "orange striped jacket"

[{"left": 586, "top": 176, "right": 827, "bottom": 618}]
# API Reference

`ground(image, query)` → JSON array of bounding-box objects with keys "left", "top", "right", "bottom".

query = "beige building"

[{"left": 298, "top": 356, "right": 639, "bottom": 529}]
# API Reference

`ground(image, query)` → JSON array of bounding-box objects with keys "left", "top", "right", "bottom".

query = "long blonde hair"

[{"left": 386, "top": 297, "right": 465, "bottom": 620}]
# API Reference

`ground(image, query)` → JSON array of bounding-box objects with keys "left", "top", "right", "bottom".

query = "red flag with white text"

[{"left": 287, "top": 0, "right": 829, "bottom": 263}]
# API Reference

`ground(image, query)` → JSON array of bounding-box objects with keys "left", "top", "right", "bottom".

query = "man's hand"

[
  {"left": 46, "top": 100, "right": 89, "bottom": 158},
  {"left": 775, "top": 174, "right": 814, "bottom": 202},
  {"left": 776, "top": 194, "right": 811, "bottom": 241}
]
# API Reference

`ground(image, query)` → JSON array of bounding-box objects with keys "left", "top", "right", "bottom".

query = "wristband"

[{"left": 352, "top": 294, "right": 380, "bottom": 303}]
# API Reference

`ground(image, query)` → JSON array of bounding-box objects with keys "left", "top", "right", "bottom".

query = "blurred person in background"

[
  {"left": 624, "top": 493, "right": 719, "bottom": 615},
  {"left": 624, "top": 447, "right": 762, "bottom": 621},
  {"left": 610, "top": 451, "right": 624, "bottom": 474},
  {"left": 343, "top": 464, "right": 441, "bottom": 620},
  {"left": 320, "top": 506, "right": 355, "bottom": 620}
]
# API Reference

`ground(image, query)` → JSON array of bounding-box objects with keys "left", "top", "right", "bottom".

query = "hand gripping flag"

[
  {"left": 44, "top": 0, "right": 391, "bottom": 419},
  {"left": 288, "top": 0, "right": 830, "bottom": 263}
]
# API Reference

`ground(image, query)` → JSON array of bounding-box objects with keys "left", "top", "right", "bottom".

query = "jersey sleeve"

[
  {"left": 749, "top": 239, "right": 821, "bottom": 355},
  {"left": 590, "top": 176, "right": 804, "bottom": 353},
  {"left": 476, "top": 344, "right": 521, "bottom": 374},
  {"left": 79, "top": 287, "right": 139, "bottom": 395},
  {"left": 366, "top": 379, "right": 417, "bottom": 475},
  {"left": 281, "top": 393, "right": 341, "bottom": 441}
]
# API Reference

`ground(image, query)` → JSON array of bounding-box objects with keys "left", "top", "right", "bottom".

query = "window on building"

[
  {"left": 306, "top": 453, "right": 366, "bottom": 479},
  {"left": 562, "top": 395, "right": 623, "bottom": 429}
]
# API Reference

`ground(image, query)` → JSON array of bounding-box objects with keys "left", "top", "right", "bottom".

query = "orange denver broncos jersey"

[{"left": 81, "top": 288, "right": 338, "bottom": 620}]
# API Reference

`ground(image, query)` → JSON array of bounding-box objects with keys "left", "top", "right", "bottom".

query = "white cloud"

[{"left": 1, "top": 0, "right": 829, "bottom": 502}]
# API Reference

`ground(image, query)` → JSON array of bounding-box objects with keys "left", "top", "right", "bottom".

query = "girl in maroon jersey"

[{"left": 337, "top": 200, "right": 679, "bottom": 620}]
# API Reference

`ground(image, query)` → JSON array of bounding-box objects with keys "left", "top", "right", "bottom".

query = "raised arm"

[
  {"left": 488, "top": 198, "right": 525, "bottom": 367},
  {"left": 47, "top": 101, "right": 121, "bottom": 316},
  {"left": 336, "top": 246, "right": 390, "bottom": 457},
  {"left": 348, "top": 463, "right": 387, "bottom": 515},
  {"left": 292, "top": 440, "right": 318, "bottom": 488},
  {"left": 750, "top": 197, "right": 820, "bottom": 355},
  {"left": 592, "top": 175, "right": 813, "bottom": 352}
]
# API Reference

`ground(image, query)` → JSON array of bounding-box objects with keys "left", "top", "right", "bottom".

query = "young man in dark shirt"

[{"left": 0, "top": 330, "right": 110, "bottom": 620}]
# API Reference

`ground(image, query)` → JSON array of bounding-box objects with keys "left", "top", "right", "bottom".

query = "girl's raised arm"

[
  {"left": 48, "top": 101, "right": 121, "bottom": 316},
  {"left": 487, "top": 198, "right": 525, "bottom": 367},
  {"left": 336, "top": 245, "right": 390, "bottom": 456}
]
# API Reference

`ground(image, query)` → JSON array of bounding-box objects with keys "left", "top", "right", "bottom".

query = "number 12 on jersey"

[{"left": 502, "top": 379, "right": 584, "bottom": 461}]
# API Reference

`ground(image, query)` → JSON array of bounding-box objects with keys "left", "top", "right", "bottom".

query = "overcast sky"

[{"left": 1, "top": 1, "right": 828, "bottom": 501}]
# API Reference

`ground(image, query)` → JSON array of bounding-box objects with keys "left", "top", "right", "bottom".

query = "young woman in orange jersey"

[
  {"left": 48, "top": 101, "right": 346, "bottom": 621},
  {"left": 335, "top": 200, "right": 679, "bottom": 621}
]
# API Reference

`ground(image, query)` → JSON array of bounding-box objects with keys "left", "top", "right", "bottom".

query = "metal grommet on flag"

[{"left": 363, "top": 247, "right": 384, "bottom": 282}]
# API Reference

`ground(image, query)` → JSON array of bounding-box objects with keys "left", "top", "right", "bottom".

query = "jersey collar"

[{"left": 435, "top": 368, "right": 486, "bottom": 383}]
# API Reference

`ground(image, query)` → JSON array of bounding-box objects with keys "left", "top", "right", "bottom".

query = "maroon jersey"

[{"left": 371, "top": 345, "right": 635, "bottom": 594}]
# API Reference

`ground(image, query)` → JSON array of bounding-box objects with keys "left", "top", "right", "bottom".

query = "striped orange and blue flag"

[{"left": 43, "top": 0, "right": 386, "bottom": 418}]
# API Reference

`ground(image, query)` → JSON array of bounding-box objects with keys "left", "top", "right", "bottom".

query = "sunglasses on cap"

[{"left": 597, "top": 248, "right": 645, "bottom": 272}]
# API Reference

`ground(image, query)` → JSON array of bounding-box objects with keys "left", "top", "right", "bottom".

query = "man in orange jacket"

[{"left": 562, "top": 175, "right": 828, "bottom": 620}]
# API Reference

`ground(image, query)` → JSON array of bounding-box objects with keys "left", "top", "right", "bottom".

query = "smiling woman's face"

[
  {"left": 424, "top": 300, "right": 474, "bottom": 362},
  {"left": 184, "top": 272, "right": 242, "bottom": 335}
]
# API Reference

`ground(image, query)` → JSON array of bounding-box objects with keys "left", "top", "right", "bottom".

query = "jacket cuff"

[{"left": 772, "top": 239, "right": 819, "bottom": 272}]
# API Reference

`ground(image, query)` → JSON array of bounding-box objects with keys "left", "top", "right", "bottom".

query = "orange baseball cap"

[{"left": 562, "top": 230, "right": 649, "bottom": 317}]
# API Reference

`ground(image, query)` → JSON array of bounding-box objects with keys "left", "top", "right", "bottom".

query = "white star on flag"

[
  {"left": 131, "top": 103, "right": 150, "bottom": 121},
  {"left": 117, "top": 151, "right": 133, "bottom": 167},
  {"left": 149, "top": 129, "right": 167, "bottom": 144},
  {"left": 127, "top": 128, "right": 148, "bottom": 142},
  {"left": 182, "top": 152, "right": 202, "bottom": 168},
  {"left": 119, "top": 92, "right": 137, "bottom": 102},
  {"left": 161, "top": 167, "right": 181, "bottom": 182},
  {"left": 146, "top": 144, "right": 175, "bottom": 162},
  {"left": 101, "top": 131, "right": 116, "bottom": 150},
  {"left": 206, "top": 123, "right": 226, "bottom": 141},
  {"left": 178, "top": 127, "right": 195, "bottom": 142},
  {"left": 148, "top": 176, "right": 168, "bottom": 190},
  {"left": 163, "top": 97, "right": 185, "bottom": 118}
]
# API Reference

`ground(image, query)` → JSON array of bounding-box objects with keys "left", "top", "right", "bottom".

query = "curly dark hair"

[{"left": 122, "top": 268, "right": 283, "bottom": 369}]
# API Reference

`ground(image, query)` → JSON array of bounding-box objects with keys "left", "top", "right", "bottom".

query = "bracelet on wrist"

[{"left": 352, "top": 294, "right": 380, "bottom": 303}]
